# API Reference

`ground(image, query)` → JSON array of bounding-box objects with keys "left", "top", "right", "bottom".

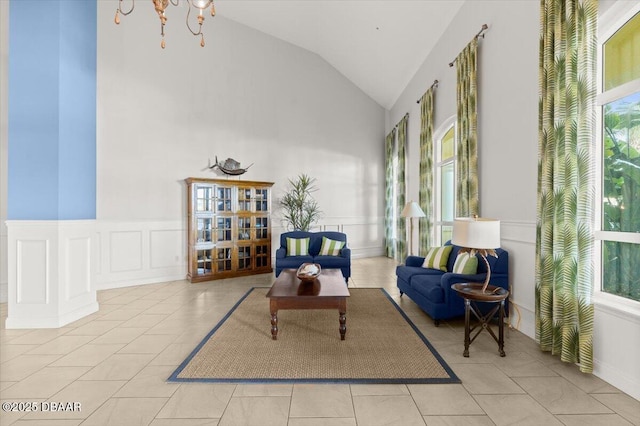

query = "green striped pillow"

[
  {"left": 318, "top": 237, "right": 345, "bottom": 256},
  {"left": 286, "top": 237, "right": 310, "bottom": 256},
  {"left": 421, "top": 246, "right": 453, "bottom": 271},
  {"left": 452, "top": 252, "right": 478, "bottom": 275}
]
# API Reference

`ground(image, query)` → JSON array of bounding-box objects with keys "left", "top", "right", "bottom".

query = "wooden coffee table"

[{"left": 266, "top": 269, "right": 350, "bottom": 340}]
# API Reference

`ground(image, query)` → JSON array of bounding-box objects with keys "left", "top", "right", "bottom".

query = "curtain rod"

[
  {"left": 416, "top": 80, "right": 439, "bottom": 104},
  {"left": 449, "top": 24, "right": 488, "bottom": 67},
  {"left": 393, "top": 113, "right": 409, "bottom": 129}
]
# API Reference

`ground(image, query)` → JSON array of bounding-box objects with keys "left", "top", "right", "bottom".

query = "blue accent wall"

[{"left": 8, "top": 0, "right": 96, "bottom": 220}]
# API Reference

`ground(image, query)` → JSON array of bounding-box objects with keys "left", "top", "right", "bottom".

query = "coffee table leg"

[
  {"left": 338, "top": 299, "right": 347, "bottom": 340},
  {"left": 271, "top": 311, "right": 278, "bottom": 340},
  {"left": 339, "top": 311, "right": 346, "bottom": 340}
]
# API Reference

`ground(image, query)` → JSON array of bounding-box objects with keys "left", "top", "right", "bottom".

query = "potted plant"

[{"left": 280, "top": 174, "right": 322, "bottom": 231}]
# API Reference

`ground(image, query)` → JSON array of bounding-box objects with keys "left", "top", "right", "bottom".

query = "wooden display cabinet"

[{"left": 185, "top": 177, "right": 274, "bottom": 282}]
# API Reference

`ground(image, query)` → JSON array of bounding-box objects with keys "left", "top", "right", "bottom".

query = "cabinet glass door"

[
  {"left": 195, "top": 185, "right": 214, "bottom": 212},
  {"left": 196, "top": 248, "right": 214, "bottom": 274},
  {"left": 216, "top": 187, "right": 233, "bottom": 212},
  {"left": 196, "top": 217, "right": 213, "bottom": 243},
  {"left": 216, "top": 217, "right": 232, "bottom": 242},
  {"left": 255, "top": 188, "right": 269, "bottom": 212},
  {"left": 215, "top": 248, "right": 232, "bottom": 272},
  {"left": 238, "top": 246, "right": 252, "bottom": 270},
  {"left": 255, "top": 244, "right": 269, "bottom": 268},
  {"left": 255, "top": 217, "right": 269, "bottom": 240},
  {"left": 238, "top": 187, "right": 252, "bottom": 212},
  {"left": 238, "top": 217, "right": 251, "bottom": 241}
]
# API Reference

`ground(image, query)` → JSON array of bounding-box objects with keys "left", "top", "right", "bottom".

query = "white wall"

[
  {"left": 1, "top": 0, "right": 9, "bottom": 303},
  {"left": 96, "top": 2, "right": 386, "bottom": 287},
  {"left": 389, "top": 0, "right": 539, "bottom": 335},
  {"left": 389, "top": 0, "right": 639, "bottom": 400}
]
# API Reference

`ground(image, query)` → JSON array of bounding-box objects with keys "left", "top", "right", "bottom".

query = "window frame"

[
  {"left": 433, "top": 115, "right": 457, "bottom": 246},
  {"left": 594, "top": 1, "right": 640, "bottom": 317}
]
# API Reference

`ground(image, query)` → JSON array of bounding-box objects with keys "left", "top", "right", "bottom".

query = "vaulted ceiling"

[{"left": 218, "top": 1, "right": 465, "bottom": 109}]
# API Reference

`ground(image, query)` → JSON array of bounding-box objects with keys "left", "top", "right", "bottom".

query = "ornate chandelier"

[{"left": 114, "top": 0, "right": 216, "bottom": 49}]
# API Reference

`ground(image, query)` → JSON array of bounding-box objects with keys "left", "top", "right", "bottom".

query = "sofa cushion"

[
  {"left": 396, "top": 265, "right": 444, "bottom": 284},
  {"left": 286, "top": 237, "right": 310, "bottom": 256},
  {"left": 410, "top": 275, "right": 444, "bottom": 304},
  {"left": 452, "top": 252, "right": 478, "bottom": 274},
  {"left": 277, "top": 255, "right": 314, "bottom": 269},
  {"left": 314, "top": 255, "right": 349, "bottom": 269},
  {"left": 422, "top": 246, "right": 453, "bottom": 271},
  {"left": 318, "top": 237, "right": 345, "bottom": 256}
]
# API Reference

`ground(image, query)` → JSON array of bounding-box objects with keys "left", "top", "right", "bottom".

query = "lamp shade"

[
  {"left": 401, "top": 201, "right": 426, "bottom": 218},
  {"left": 451, "top": 217, "right": 500, "bottom": 249}
]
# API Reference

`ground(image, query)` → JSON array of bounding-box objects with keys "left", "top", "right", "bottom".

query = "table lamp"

[
  {"left": 451, "top": 216, "right": 500, "bottom": 292},
  {"left": 401, "top": 201, "right": 426, "bottom": 256}
]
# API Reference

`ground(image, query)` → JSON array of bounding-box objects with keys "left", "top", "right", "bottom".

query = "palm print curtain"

[
  {"left": 384, "top": 128, "right": 397, "bottom": 258},
  {"left": 396, "top": 115, "right": 408, "bottom": 262},
  {"left": 536, "top": 0, "right": 597, "bottom": 373},
  {"left": 455, "top": 38, "right": 479, "bottom": 218},
  {"left": 419, "top": 89, "right": 434, "bottom": 256}
]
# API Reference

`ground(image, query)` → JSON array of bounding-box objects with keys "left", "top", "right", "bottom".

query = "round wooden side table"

[{"left": 451, "top": 282, "right": 509, "bottom": 357}]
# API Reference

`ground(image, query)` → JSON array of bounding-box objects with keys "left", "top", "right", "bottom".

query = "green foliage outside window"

[{"left": 602, "top": 93, "right": 640, "bottom": 301}]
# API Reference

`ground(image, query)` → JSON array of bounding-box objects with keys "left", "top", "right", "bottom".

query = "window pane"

[
  {"left": 604, "top": 11, "right": 640, "bottom": 91},
  {"left": 441, "top": 127, "right": 455, "bottom": 161},
  {"left": 440, "top": 163, "right": 454, "bottom": 222},
  {"left": 602, "top": 241, "right": 640, "bottom": 301},
  {"left": 441, "top": 226, "right": 453, "bottom": 245},
  {"left": 602, "top": 92, "right": 640, "bottom": 233}
]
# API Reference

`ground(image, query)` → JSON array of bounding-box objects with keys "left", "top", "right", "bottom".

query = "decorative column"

[{"left": 6, "top": 0, "right": 98, "bottom": 328}]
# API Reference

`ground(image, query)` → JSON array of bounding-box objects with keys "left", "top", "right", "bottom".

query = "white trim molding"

[
  {"left": 96, "top": 220, "right": 187, "bottom": 290},
  {"left": 5, "top": 220, "right": 98, "bottom": 329}
]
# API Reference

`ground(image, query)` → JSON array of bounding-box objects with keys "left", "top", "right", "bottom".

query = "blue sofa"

[
  {"left": 396, "top": 242, "right": 509, "bottom": 325},
  {"left": 275, "top": 231, "right": 351, "bottom": 282}
]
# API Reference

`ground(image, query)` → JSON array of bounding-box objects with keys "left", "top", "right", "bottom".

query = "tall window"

[
  {"left": 597, "top": 7, "right": 640, "bottom": 304},
  {"left": 435, "top": 121, "right": 456, "bottom": 245}
]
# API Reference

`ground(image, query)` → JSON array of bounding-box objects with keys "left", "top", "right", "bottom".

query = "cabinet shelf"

[{"left": 185, "top": 178, "right": 274, "bottom": 283}]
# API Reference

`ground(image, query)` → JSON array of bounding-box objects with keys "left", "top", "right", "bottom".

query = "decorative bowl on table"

[{"left": 296, "top": 263, "right": 321, "bottom": 282}]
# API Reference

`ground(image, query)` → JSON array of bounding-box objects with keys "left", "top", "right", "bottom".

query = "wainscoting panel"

[
  {"left": 500, "top": 220, "right": 536, "bottom": 339},
  {"left": 96, "top": 220, "right": 187, "bottom": 290},
  {"left": 5, "top": 220, "right": 98, "bottom": 329},
  {"left": 0, "top": 226, "right": 7, "bottom": 303},
  {"left": 97, "top": 217, "right": 384, "bottom": 290},
  {"left": 109, "top": 231, "right": 143, "bottom": 273},
  {"left": 66, "top": 237, "right": 91, "bottom": 300},
  {"left": 150, "top": 229, "right": 184, "bottom": 269},
  {"left": 16, "top": 239, "right": 49, "bottom": 304}
]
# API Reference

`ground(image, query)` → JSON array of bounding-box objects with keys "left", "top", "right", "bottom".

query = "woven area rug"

[{"left": 169, "top": 287, "right": 459, "bottom": 384}]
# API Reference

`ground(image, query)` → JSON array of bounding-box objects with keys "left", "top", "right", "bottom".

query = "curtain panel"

[
  {"left": 396, "top": 115, "right": 408, "bottom": 262},
  {"left": 536, "top": 0, "right": 597, "bottom": 373},
  {"left": 455, "top": 38, "right": 479, "bottom": 218},
  {"left": 384, "top": 129, "right": 397, "bottom": 259},
  {"left": 419, "top": 89, "right": 435, "bottom": 256}
]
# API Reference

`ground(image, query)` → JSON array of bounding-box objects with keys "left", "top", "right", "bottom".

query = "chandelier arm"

[
  {"left": 170, "top": 0, "right": 179, "bottom": 6},
  {"left": 117, "top": 0, "right": 135, "bottom": 16},
  {"left": 185, "top": 3, "right": 203, "bottom": 36}
]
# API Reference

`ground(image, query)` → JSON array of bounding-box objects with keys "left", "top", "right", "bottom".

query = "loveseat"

[
  {"left": 275, "top": 231, "right": 351, "bottom": 282},
  {"left": 396, "top": 242, "right": 509, "bottom": 325}
]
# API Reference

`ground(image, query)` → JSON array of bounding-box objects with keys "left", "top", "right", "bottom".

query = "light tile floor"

[{"left": 1, "top": 257, "right": 638, "bottom": 426}]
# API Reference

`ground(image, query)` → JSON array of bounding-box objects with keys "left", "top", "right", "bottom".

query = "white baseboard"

[{"left": 4, "top": 301, "right": 99, "bottom": 329}]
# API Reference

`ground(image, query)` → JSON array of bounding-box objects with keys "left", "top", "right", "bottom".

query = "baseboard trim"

[
  {"left": 4, "top": 301, "right": 99, "bottom": 329},
  {"left": 96, "top": 274, "right": 187, "bottom": 291}
]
